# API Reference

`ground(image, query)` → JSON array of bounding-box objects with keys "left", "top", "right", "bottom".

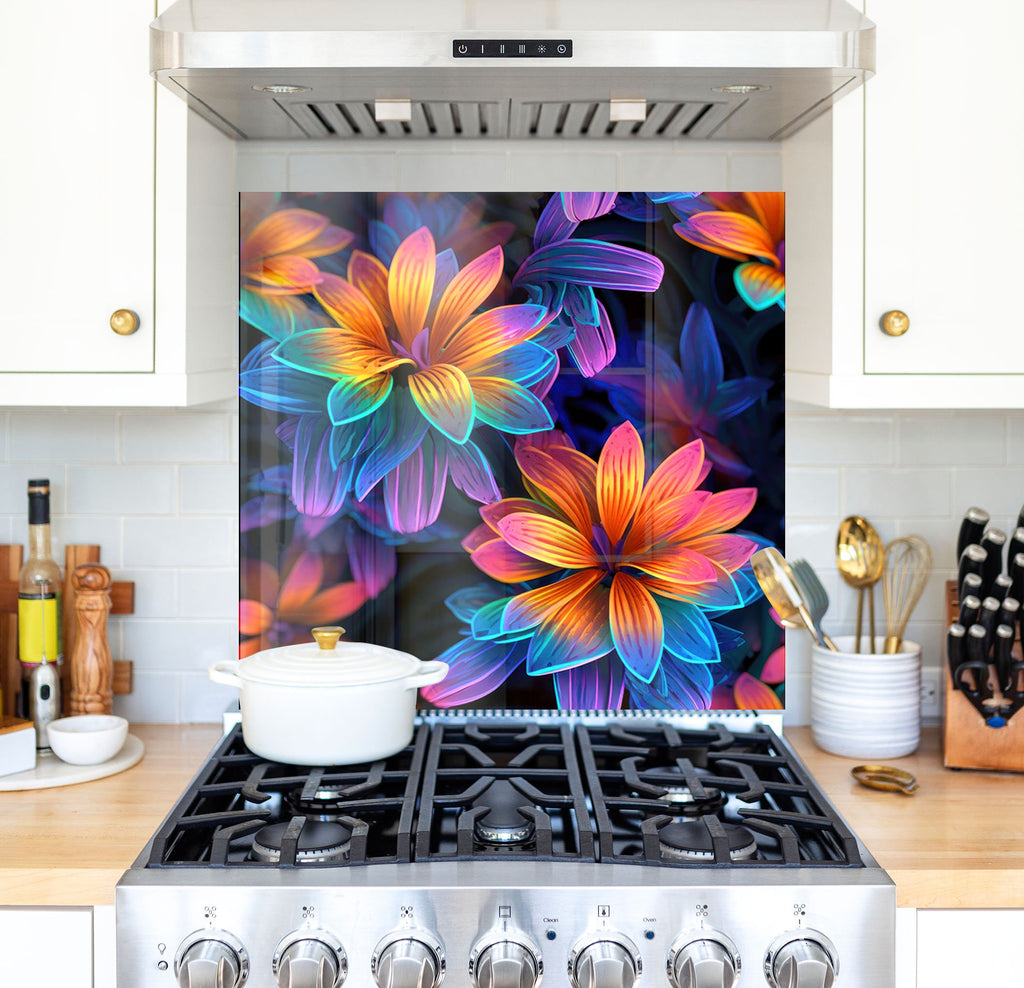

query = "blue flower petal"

[
  {"left": 515, "top": 239, "right": 664, "bottom": 292},
  {"left": 659, "top": 597, "right": 721, "bottom": 665}
]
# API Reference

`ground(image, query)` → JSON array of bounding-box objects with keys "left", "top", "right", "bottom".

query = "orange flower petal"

[
  {"left": 686, "top": 211, "right": 779, "bottom": 265},
  {"left": 239, "top": 599, "right": 273, "bottom": 636},
  {"left": 734, "top": 671, "right": 783, "bottom": 709},
  {"left": 251, "top": 255, "right": 324, "bottom": 293},
  {"left": 502, "top": 569, "right": 605, "bottom": 634},
  {"left": 514, "top": 447, "right": 596, "bottom": 534},
  {"left": 347, "top": 251, "right": 391, "bottom": 329},
  {"left": 682, "top": 534, "right": 758, "bottom": 573},
  {"left": 276, "top": 552, "right": 322, "bottom": 615},
  {"left": 609, "top": 571, "right": 664, "bottom": 683},
  {"left": 623, "top": 491, "right": 710, "bottom": 558},
  {"left": 597, "top": 422, "right": 645, "bottom": 546},
  {"left": 388, "top": 227, "right": 436, "bottom": 349},
  {"left": 430, "top": 246, "right": 504, "bottom": 355},
  {"left": 314, "top": 273, "right": 391, "bottom": 352},
  {"left": 408, "top": 363, "right": 475, "bottom": 444},
  {"left": 496, "top": 513, "right": 600, "bottom": 569},
  {"left": 287, "top": 582, "right": 369, "bottom": 626},
  {"left": 684, "top": 488, "right": 757, "bottom": 538},
  {"left": 479, "top": 498, "right": 560, "bottom": 535},
  {"left": 470, "top": 537, "right": 561, "bottom": 582},
  {"left": 243, "top": 208, "right": 330, "bottom": 263},
  {"left": 624, "top": 545, "right": 718, "bottom": 586}
]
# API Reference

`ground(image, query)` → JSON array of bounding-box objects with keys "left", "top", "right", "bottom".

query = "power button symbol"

[{"left": 458, "top": 44, "right": 468, "bottom": 54}]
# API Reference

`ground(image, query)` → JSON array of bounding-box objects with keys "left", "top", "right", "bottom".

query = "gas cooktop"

[
  {"left": 117, "top": 715, "right": 895, "bottom": 988},
  {"left": 142, "top": 719, "right": 864, "bottom": 871}
]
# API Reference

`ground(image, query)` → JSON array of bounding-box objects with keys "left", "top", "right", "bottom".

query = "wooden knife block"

[
  {"left": 943, "top": 580, "right": 1024, "bottom": 772},
  {"left": 0, "top": 544, "right": 134, "bottom": 718}
]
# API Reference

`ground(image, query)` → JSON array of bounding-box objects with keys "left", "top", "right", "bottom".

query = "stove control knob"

[
  {"left": 568, "top": 934, "right": 641, "bottom": 988},
  {"left": 372, "top": 931, "right": 445, "bottom": 988},
  {"left": 764, "top": 931, "right": 838, "bottom": 988},
  {"left": 174, "top": 930, "right": 249, "bottom": 988},
  {"left": 274, "top": 931, "right": 347, "bottom": 988},
  {"left": 668, "top": 932, "right": 740, "bottom": 988},
  {"left": 470, "top": 935, "right": 543, "bottom": 988}
]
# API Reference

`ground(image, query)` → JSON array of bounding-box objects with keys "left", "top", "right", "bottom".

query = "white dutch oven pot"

[{"left": 209, "top": 626, "right": 448, "bottom": 765}]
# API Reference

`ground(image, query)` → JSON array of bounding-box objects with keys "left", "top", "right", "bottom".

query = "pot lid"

[{"left": 238, "top": 626, "right": 425, "bottom": 687}]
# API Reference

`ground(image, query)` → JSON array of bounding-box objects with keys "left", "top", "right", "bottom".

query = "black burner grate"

[{"left": 143, "top": 719, "right": 862, "bottom": 870}]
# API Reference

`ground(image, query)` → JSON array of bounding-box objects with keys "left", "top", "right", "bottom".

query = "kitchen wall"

[{"left": 7, "top": 140, "right": 1021, "bottom": 724}]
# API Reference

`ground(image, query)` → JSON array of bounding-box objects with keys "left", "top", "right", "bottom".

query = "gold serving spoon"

[
  {"left": 751, "top": 547, "right": 839, "bottom": 651},
  {"left": 836, "top": 516, "right": 886, "bottom": 653}
]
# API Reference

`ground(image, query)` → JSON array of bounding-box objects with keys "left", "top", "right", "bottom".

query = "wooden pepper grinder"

[{"left": 69, "top": 564, "right": 113, "bottom": 715}]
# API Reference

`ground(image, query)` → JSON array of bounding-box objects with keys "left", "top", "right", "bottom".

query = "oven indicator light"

[
  {"left": 546, "top": 930, "right": 557, "bottom": 941},
  {"left": 644, "top": 930, "right": 655, "bottom": 940}
]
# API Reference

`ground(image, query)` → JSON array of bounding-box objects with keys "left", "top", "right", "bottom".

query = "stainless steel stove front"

[{"left": 116, "top": 860, "right": 895, "bottom": 988}]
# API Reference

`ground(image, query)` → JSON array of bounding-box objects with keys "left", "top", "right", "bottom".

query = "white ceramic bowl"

[{"left": 47, "top": 715, "right": 128, "bottom": 765}]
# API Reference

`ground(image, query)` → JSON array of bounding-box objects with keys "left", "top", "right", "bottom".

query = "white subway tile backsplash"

[
  {"left": 113, "top": 671, "right": 181, "bottom": 724},
  {"left": 121, "top": 412, "right": 230, "bottom": 463},
  {"left": 618, "top": 152, "right": 728, "bottom": 191},
  {"left": 784, "top": 468, "right": 840, "bottom": 517},
  {"left": 898, "top": 413, "right": 1006, "bottom": 465},
  {"left": 236, "top": 150, "right": 288, "bottom": 190},
  {"left": 124, "top": 517, "right": 235, "bottom": 568},
  {"left": 843, "top": 468, "right": 951, "bottom": 518},
  {"left": 786, "top": 415, "right": 892, "bottom": 466},
  {"left": 396, "top": 153, "right": 509, "bottom": 190},
  {"left": 123, "top": 619, "right": 237, "bottom": 671},
  {"left": 181, "top": 465, "right": 239, "bottom": 515},
  {"left": 10, "top": 412, "right": 117, "bottom": 463},
  {"left": 507, "top": 151, "right": 617, "bottom": 191},
  {"left": 0, "top": 465, "right": 67, "bottom": 514},
  {"left": 728, "top": 153, "right": 783, "bottom": 188},
  {"left": 178, "top": 568, "right": 239, "bottom": 619},
  {"left": 118, "top": 568, "right": 180, "bottom": 619},
  {"left": 68, "top": 465, "right": 176, "bottom": 515},
  {"left": 1008, "top": 416, "right": 1024, "bottom": 464},
  {"left": 783, "top": 521, "right": 842, "bottom": 569},
  {"left": 179, "top": 671, "right": 240, "bottom": 724},
  {"left": 50, "top": 517, "right": 124, "bottom": 568},
  {"left": 950, "top": 467, "right": 1024, "bottom": 523},
  {"left": 288, "top": 152, "right": 399, "bottom": 191}
]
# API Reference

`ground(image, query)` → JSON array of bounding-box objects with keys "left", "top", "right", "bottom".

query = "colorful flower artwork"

[{"left": 239, "top": 191, "right": 785, "bottom": 711}]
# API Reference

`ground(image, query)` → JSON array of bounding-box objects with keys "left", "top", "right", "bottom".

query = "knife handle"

[
  {"left": 989, "top": 573, "right": 1014, "bottom": 603},
  {"left": 980, "top": 528, "right": 1007, "bottom": 587},
  {"left": 958, "top": 544, "right": 988, "bottom": 599},
  {"left": 1008, "top": 527, "right": 1024, "bottom": 568},
  {"left": 946, "top": 623, "right": 966, "bottom": 689},
  {"left": 957, "top": 593, "right": 982, "bottom": 629},
  {"left": 957, "top": 507, "right": 990, "bottom": 562},
  {"left": 965, "top": 624, "right": 993, "bottom": 697},
  {"left": 1010, "top": 552, "right": 1024, "bottom": 605},
  {"left": 997, "top": 596, "right": 1020, "bottom": 631},
  {"left": 977, "top": 596, "right": 1002, "bottom": 649},
  {"left": 994, "top": 624, "right": 1016, "bottom": 695}
]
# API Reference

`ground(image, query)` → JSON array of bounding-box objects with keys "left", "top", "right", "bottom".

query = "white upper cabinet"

[
  {"left": 0, "top": 0, "right": 236, "bottom": 406},
  {"left": 784, "top": 0, "right": 1024, "bottom": 408}
]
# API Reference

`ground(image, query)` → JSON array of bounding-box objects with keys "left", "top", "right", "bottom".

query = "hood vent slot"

[
  {"left": 280, "top": 98, "right": 735, "bottom": 140},
  {"left": 283, "top": 100, "right": 506, "bottom": 139},
  {"left": 513, "top": 100, "right": 733, "bottom": 139}
]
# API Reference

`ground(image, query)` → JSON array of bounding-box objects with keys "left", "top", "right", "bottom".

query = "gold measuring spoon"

[
  {"left": 851, "top": 765, "right": 919, "bottom": 795},
  {"left": 836, "top": 516, "right": 886, "bottom": 653},
  {"left": 751, "top": 547, "right": 839, "bottom": 651}
]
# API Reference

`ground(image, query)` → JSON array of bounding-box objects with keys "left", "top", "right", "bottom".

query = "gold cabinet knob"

[
  {"left": 311, "top": 626, "right": 345, "bottom": 650},
  {"left": 880, "top": 310, "right": 910, "bottom": 337},
  {"left": 109, "top": 308, "right": 140, "bottom": 336}
]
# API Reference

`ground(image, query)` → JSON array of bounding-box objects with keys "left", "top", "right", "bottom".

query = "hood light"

[
  {"left": 713, "top": 84, "right": 771, "bottom": 95},
  {"left": 252, "top": 84, "right": 311, "bottom": 94}
]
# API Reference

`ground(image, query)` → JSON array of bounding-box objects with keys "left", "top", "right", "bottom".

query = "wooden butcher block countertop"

[{"left": 0, "top": 725, "right": 1021, "bottom": 908}]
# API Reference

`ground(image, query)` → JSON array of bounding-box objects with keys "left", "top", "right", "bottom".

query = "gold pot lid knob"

[
  {"left": 109, "top": 308, "right": 140, "bottom": 336},
  {"left": 311, "top": 626, "right": 345, "bottom": 650},
  {"left": 880, "top": 310, "right": 910, "bottom": 337}
]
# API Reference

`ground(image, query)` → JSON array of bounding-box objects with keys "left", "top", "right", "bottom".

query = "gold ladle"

[
  {"left": 836, "top": 516, "right": 886, "bottom": 653},
  {"left": 751, "top": 547, "right": 840, "bottom": 651}
]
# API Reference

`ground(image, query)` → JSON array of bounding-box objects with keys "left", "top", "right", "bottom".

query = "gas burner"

[
  {"left": 251, "top": 820, "right": 352, "bottom": 864},
  {"left": 471, "top": 780, "right": 536, "bottom": 845},
  {"left": 657, "top": 821, "right": 758, "bottom": 863},
  {"left": 285, "top": 785, "right": 352, "bottom": 820},
  {"left": 656, "top": 785, "right": 727, "bottom": 818}
]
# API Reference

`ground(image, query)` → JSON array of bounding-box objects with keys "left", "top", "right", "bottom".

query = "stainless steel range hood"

[{"left": 151, "top": 0, "right": 874, "bottom": 142}]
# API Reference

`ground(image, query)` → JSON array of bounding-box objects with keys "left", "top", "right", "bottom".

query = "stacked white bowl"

[{"left": 810, "top": 635, "right": 921, "bottom": 758}]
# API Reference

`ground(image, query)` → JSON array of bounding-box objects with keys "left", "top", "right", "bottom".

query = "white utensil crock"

[
  {"left": 810, "top": 635, "right": 921, "bottom": 759},
  {"left": 209, "top": 626, "right": 448, "bottom": 765}
]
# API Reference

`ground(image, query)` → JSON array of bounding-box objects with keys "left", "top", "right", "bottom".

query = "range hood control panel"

[{"left": 452, "top": 40, "right": 573, "bottom": 58}]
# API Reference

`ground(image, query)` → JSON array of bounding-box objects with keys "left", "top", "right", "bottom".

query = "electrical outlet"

[{"left": 920, "top": 667, "right": 942, "bottom": 720}]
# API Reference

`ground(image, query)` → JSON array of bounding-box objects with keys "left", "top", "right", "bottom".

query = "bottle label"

[{"left": 18, "top": 594, "right": 62, "bottom": 666}]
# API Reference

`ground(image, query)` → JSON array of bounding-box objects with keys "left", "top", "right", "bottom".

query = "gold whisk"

[{"left": 882, "top": 535, "right": 933, "bottom": 654}]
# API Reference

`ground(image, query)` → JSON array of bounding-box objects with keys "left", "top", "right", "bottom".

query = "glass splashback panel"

[{"left": 239, "top": 191, "right": 785, "bottom": 711}]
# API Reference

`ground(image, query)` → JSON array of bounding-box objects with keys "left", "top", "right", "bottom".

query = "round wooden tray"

[{"left": 0, "top": 733, "right": 143, "bottom": 791}]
